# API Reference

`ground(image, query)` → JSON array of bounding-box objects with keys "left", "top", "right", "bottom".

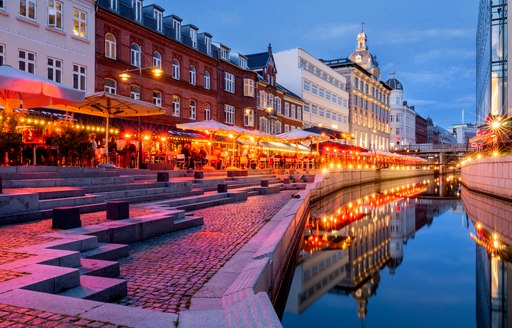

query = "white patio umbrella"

[
  {"left": 276, "top": 128, "right": 329, "bottom": 155},
  {"left": 51, "top": 92, "right": 164, "bottom": 166},
  {"left": 0, "top": 65, "right": 85, "bottom": 132}
]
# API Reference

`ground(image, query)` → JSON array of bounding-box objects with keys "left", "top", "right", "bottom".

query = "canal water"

[{"left": 280, "top": 175, "right": 509, "bottom": 328}]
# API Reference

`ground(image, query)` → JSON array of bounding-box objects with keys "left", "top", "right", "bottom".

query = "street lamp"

[{"left": 118, "top": 65, "right": 162, "bottom": 168}]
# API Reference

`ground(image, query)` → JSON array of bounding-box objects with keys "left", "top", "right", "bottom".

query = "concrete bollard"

[
  {"left": 261, "top": 180, "right": 269, "bottom": 187},
  {"left": 52, "top": 207, "right": 81, "bottom": 229},
  {"left": 157, "top": 172, "right": 169, "bottom": 182},
  {"left": 106, "top": 200, "right": 130, "bottom": 220},
  {"left": 217, "top": 183, "right": 228, "bottom": 193},
  {"left": 194, "top": 171, "right": 204, "bottom": 179},
  {"left": 0, "top": 176, "right": 2, "bottom": 194},
  {"left": 283, "top": 178, "right": 290, "bottom": 184}
]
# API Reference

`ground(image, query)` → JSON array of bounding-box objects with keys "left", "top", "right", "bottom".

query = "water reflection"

[
  {"left": 463, "top": 187, "right": 512, "bottom": 328},
  {"left": 283, "top": 176, "right": 462, "bottom": 326}
]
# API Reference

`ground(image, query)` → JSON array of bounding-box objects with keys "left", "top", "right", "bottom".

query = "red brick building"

[{"left": 95, "top": 1, "right": 219, "bottom": 131}]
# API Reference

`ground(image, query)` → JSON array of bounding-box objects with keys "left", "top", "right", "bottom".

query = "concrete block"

[
  {"left": 194, "top": 171, "right": 204, "bottom": 179},
  {"left": 218, "top": 183, "right": 228, "bottom": 193},
  {"left": 228, "top": 191, "right": 248, "bottom": 202},
  {"left": 260, "top": 180, "right": 269, "bottom": 187},
  {"left": 157, "top": 172, "right": 169, "bottom": 182},
  {"left": 52, "top": 206, "right": 81, "bottom": 229},
  {"left": 106, "top": 200, "right": 130, "bottom": 220},
  {"left": 0, "top": 192, "right": 39, "bottom": 215}
]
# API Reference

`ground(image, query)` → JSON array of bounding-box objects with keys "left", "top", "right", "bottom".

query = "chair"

[{"left": 176, "top": 153, "right": 186, "bottom": 169}]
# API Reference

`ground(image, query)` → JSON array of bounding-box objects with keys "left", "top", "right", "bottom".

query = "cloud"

[
  {"left": 379, "top": 28, "right": 474, "bottom": 44},
  {"left": 306, "top": 23, "right": 361, "bottom": 41},
  {"left": 400, "top": 66, "right": 475, "bottom": 86},
  {"left": 414, "top": 48, "right": 475, "bottom": 63},
  {"left": 406, "top": 99, "right": 438, "bottom": 106}
]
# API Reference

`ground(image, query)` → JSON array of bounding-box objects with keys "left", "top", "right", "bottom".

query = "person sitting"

[
  {"left": 180, "top": 144, "right": 191, "bottom": 169},
  {"left": 199, "top": 147, "right": 208, "bottom": 166}
]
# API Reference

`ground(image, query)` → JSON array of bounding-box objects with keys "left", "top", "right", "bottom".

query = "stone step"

[
  {"left": 38, "top": 188, "right": 87, "bottom": 200},
  {"left": 0, "top": 171, "right": 121, "bottom": 180},
  {"left": 174, "top": 197, "right": 232, "bottom": 211},
  {"left": 247, "top": 190, "right": 260, "bottom": 197},
  {"left": 38, "top": 194, "right": 106, "bottom": 210},
  {"left": 80, "top": 243, "right": 129, "bottom": 261},
  {"left": 83, "top": 181, "right": 168, "bottom": 193},
  {"left": 58, "top": 275, "right": 127, "bottom": 302},
  {"left": 173, "top": 215, "right": 204, "bottom": 231},
  {"left": 107, "top": 189, "right": 204, "bottom": 204},
  {"left": 4, "top": 176, "right": 135, "bottom": 188},
  {"left": 159, "top": 193, "right": 228, "bottom": 208},
  {"left": 79, "top": 258, "right": 120, "bottom": 278}
]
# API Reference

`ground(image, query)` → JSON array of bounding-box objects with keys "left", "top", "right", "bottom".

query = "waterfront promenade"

[{"left": 0, "top": 166, "right": 435, "bottom": 327}]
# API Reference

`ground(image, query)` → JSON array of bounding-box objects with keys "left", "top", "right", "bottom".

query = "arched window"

[
  {"left": 130, "top": 43, "right": 141, "bottom": 67},
  {"left": 153, "top": 51, "right": 161, "bottom": 69},
  {"left": 153, "top": 90, "right": 162, "bottom": 107},
  {"left": 172, "top": 95, "right": 180, "bottom": 117},
  {"left": 189, "top": 100, "right": 196, "bottom": 120},
  {"left": 105, "top": 33, "right": 116, "bottom": 59},
  {"left": 204, "top": 71, "right": 210, "bottom": 90},
  {"left": 104, "top": 78, "right": 116, "bottom": 94},
  {"left": 189, "top": 65, "right": 196, "bottom": 85},
  {"left": 204, "top": 104, "right": 211, "bottom": 120},
  {"left": 172, "top": 59, "right": 180, "bottom": 80}
]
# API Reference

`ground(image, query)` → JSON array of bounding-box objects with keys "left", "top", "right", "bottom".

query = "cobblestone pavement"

[
  {"left": 116, "top": 191, "right": 294, "bottom": 313},
  {"left": 0, "top": 303, "right": 129, "bottom": 327}
]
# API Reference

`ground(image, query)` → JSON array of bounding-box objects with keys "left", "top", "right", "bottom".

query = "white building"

[
  {"left": 451, "top": 123, "right": 476, "bottom": 145},
  {"left": 0, "top": 0, "right": 96, "bottom": 93},
  {"left": 273, "top": 48, "right": 350, "bottom": 134},
  {"left": 386, "top": 73, "right": 416, "bottom": 148}
]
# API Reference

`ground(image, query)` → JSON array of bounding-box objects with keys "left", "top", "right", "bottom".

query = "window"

[
  {"left": 73, "top": 64, "right": 86, "bottom": 91},
  {"left": 311, "top": 84, "right": 318, "bottom": 95},
  {"left": 189, "top": 65, "right": 196, "bottom": 85},
  {"left": 297, "top": 107, "right": 302, "bottom": 120},
  {"left": 275, "top": 98, "right": 282, "bottom": 114},
  {"left": 190, "top": 29, "right": 197, "bottom": 48},
  {"left": 0, "top": 0, "right": 4, "bottom": 10},
  {"left": 395, "top": 128, "right": 401, "bottom": 135},
  {"left": 259, "top": 91, "right": 267, "bottom": 108},
  {"left": 153, "top": 51, "right": 161, "bottom": 68},
  {"left": 318, "top": 88, "right": 324, "bottom": 98},
  {"left": 284, "top": 103, "right": 290, "bottom": 116},
  {"left": 396, "top": 114, "right": 400, "bottom": 122},
  {"left": 134, "top": 0, "right": 142, "bottom": 22},
  {"left": 130, "top": 85, "right": 140, "bottom": 100},
  {"left": 204, "top": 104, "right": 211, "bottom": 120},
  {"left": 204, "top": 71, "right": 210, "bottom": 90},
  {"left": 224, "top": 105, "right": 235, "bottom": 124},
  {"left": 130, "top": 43, "right": 141, "bottom": 67},
  {"left": 189, "top": 100, "right": 196, "bottom": 120},
  {"left": 154, "top": 9, "right": 163, "bottom": 32},
  {"left": 224, "top": 72, "right": 235, "bottom": 93},
  {"left": 0, "top": 44, "right": 4, "bottom": 66},
  {"left": 172, "top": 59, "right": 180, "bottom": 80},
  {"left": 18, "top": 50, "right": 35, "bottom": 73},
  {"left": 284, "top": 124, "right": 290, "bottom": 133},
  {"left": 244, "top": 79, "right": 254, "bottom": 97},
  {"left": 105, "top": 33, "right": 116, "bottom": 59},
  {"left": 47, "top": 57, "right": 62, "bottom": 83},
  {"left": 205, "top": 36, "right": 212, "bottom": 55},
  {"left": 108, "top": 0, "right": 117, "bottom": 11},
  {"left": 173, "top": 19, "right": 181, "bottom": 41},
  {"left": 291, "top": 105, "right": 296, "bottom": 119},
  {"left": 104, "top": 79, "right": 116, "bottom": 94},
  {"left": 244, "top": 108, "right": 254, "bottom": 127},
  {"left": 20, "top": 0, "right": 36, "bottom": 20},
  {"left": 48, "top": 0, "right": 63, "bottom": 30},
  {"left": 240, "top": 57, "right": 247, "bottom": 69},
  {"left": 73, "top": 9, "right": 87, "bottom": 38},
  {"left": 303, "top": 80, "right": 311, "bottom": 92},
  {"left": 172, "top": 95, "right": 180, "bottom": 117},
  {"left": 153, "top": 90, "right": 162, "bottom": 106},
  {"left": 220, "top": 48, "right": 229, "bottom": 60}
]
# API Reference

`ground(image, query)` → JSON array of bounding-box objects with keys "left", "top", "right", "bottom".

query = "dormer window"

[
  {"left": 133, "top": 0, "right": 142, "bottom": 22},
  {"left": 240, "top": 57, "right": 247, "bottom": 69},
  {"left": 173, "top": 19, "right": 181, "bottom": 41},
  {"left": 154, "top": 9, "right": 163, "bottom": 32},
  {"left": 220, "top": 48, "right": 229, "bottom": 60},
  {"left": 108, "top": 0, "right": 117, "bottom": 10},
  {"left": 190, "top": 29, "right": 197, "bottom": 48},
  {"left": 205, "top": 36, "right": 212, "bottom": 55}
]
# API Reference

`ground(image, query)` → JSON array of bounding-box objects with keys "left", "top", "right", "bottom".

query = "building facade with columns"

[
  {"left": 323, "top": 31, "right": 391, "bottom": 151},
  {"left": 273, "top": 48, "right": 350, "bottom": 134},
  {"left": 0, "top": 0, "right": 96, "bottom": 92},
  {"left": 386, "top": 73, "right": 416, "bottom": 148}
]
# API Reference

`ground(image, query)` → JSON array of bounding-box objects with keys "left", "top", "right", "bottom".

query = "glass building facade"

[{"left": 477, "top": 0, "right": 508, "bottom": 125}]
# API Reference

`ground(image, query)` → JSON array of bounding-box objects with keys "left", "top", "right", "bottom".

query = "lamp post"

[{"left": 118, "top": 66, "right": 162, "bottom": 168}]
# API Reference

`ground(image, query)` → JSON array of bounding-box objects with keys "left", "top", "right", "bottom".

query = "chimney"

[{"left": 268, "top": 43, "right": 272, "bottom": 54}]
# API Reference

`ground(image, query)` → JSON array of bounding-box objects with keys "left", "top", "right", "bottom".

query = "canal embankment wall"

[
  {"left": 181, "top": 168, "right": 436, "bottom": 327},
  {"left": 461, "top": 156, "right": 512, "bottom": 202}
]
